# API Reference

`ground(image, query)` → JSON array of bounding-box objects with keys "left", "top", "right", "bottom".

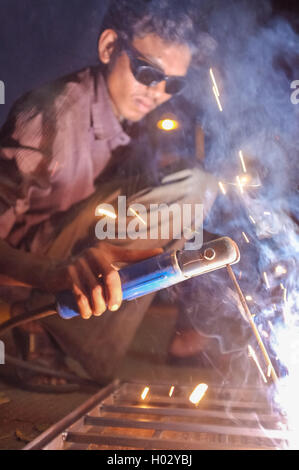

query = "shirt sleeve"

[{"left": 0, "top": 87, "right": 58, "bottom": 241}]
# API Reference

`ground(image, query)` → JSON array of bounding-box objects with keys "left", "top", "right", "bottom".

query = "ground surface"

[{"left": 0, "top": 301, "right": 254, "bottom": 450}]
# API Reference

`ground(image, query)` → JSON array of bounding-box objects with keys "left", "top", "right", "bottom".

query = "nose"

[{"left": 147, "top": 80, "right": 168, "bottom": 103}]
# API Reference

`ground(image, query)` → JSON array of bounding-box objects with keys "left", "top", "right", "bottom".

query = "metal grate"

[{"left": 24, "top": 380, "right": 289, "bottom": 450}]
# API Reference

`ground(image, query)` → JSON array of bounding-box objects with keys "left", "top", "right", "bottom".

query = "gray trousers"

[{"left": 23, "top": 167, "right": 218, "bottom": 383}]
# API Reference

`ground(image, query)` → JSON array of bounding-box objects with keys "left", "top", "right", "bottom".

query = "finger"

[
  {"left": 111, "top": 246, "right": 164, "bottom": 263},
  {"left": 68, "top": 264, "right": 93, "bottom": 320},
  {"left": 78, "top": 257, "right": 107, "bottom": 317},
  {"left": 84, "top": 249, "right": 122, "bottom": 312},
  {"left": 102, "top": 268, "right": 123, "bottom": 312}
]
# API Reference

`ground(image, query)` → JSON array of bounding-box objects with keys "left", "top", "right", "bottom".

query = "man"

[{"left": 0, "top": 0, "right": 217, "bottom": 385}]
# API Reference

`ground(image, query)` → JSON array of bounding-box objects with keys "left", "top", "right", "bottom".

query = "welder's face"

[{"left": 99, "top": 31, "right": 192, "bottom": 122}]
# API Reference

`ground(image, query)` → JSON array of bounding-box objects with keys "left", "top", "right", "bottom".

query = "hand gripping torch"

[
  {"left": 0, "top": 237, "right": 240, "bottom": 335},
  {"left": 56, "top": 237, "right": 240, "bottom": 319}
]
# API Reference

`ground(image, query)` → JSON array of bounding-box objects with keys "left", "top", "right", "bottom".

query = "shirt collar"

[{"left": 91, "top": 68, "right": 131, "bottom": 149}]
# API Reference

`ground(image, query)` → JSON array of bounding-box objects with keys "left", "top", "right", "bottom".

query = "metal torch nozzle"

[{"left": 177, "top": 237, "right": 240, "bottom": 279}]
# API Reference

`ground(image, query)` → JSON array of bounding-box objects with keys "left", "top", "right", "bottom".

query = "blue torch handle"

[{"left": 56, "top": 251, "right": 183, "bottom": 319}]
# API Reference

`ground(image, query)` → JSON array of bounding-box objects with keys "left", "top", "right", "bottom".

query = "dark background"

[{"left": 0, "top": 0, "right": 298, "bottom": 126}]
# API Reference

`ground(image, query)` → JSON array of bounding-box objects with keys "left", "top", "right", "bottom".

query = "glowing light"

[
  {"left": 169, "top": 386, "right": 175, "bottom": 397},
  {"left": 248, "top": 345, "right": 267, "bottom": 383},
  {"left": 236, "top": 175, "right": 244, "bottom": 194},
  {"left": 249, "top": 215, "right": 256, "bottom": 225},
  {"left": 275, "top": 265, "right": 287, "bottom": 277},
  {"left": 267, "top": 364, "right": 272, "bottom": 378},
  {"left": 242, "top": 232, "right": 250, "bottom": 243},
  {"left": 240, "top": 175, "right": 249, "bottom": 184},
  {"left": 96, "top": 206, "right": 117, "bottom": 219},
  {"left": 218, "top": 181, "right": 226, "bottom": 195},
  {"left": 157, "top": 119, "right": 179, "bottom": 131},
  {"left": 263, "top": 272, "right": 270, "bottom": 289},
  {"left": 141, "top": 387, "right": 150, "bottom": 400},
  {"left": 245, "top": 295, "right": 253, "bottom": 301},
  {"left": 129, "top": 207, "right": 146, "bottom": 226},
  {"left": 209, "top": 68, "right": 220, "bottom": 97},
  {"left": 212, "top": 86, "right": 223, "bottom": 112},
  {"left": 239, "top": 150, "right": 247, "bottom": 173},
  {"left": 189, "top": 383, "right": 208, "bottom": 405},
  {"left": 264, "top": 211, "right": 271, "bottom": 216}
]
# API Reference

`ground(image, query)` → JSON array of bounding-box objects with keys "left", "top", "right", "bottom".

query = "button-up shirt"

[{"left": 0, "top": 66, "right": 130, "bottom": 252}]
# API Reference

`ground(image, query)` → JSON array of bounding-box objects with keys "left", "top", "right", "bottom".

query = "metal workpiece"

[
  {"left": 178, "top": 236, "right": 240, "bottom": 279},
  {"left": 23, "top": 381, "right": 289, "bottom": 450}
]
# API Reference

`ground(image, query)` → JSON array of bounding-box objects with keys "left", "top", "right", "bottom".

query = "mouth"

[{"left": 134, "top": 97, "right": 154, "bottom": 114}]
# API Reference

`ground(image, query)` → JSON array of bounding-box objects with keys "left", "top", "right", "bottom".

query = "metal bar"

[
  {"left": 100, "top": 404, "right": 282, "bottom": 424},
  {"left": 84, "top": 415, "right": 289, "bottom": 441},
  {"left": 116, "top": 395, "right": 271, "bottom": 410},
  {"left": 64, "top": 431, "right": 271, "bottom": 450},
  {"left": 226, "top": 264, "right": 278, "bottom": 384},
  {"left": 23, "top": 380, "right": 120, "bottom": 450}
]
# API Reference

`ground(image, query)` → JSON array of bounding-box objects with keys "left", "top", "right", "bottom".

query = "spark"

[
  {"left": 96, "top": 206, "right": 117, "bottom": 219},
  {"left": 268, "top": 321, "right": 275, "bottom": 332},
  {"left": 209, "top": 68, "right": 220, "bottom": 96},
  {"left": 264, "top": 211, "right": 271, "bottom": 216},
  {"left": 129, "top": 207, "right": 146, "bottom": 226},
  {"left": 248, "top": 345, "right": 267, "bottom": 383},
  {"left": 212, "top": 86, "right": 223, "bottom": 112},
  {"left": 242, "top": 231, "right": 250, "bottom": 243},
  {"left": 141, "top": 387, "right": 150, "bottom": 400},
  {"left": 267, "top": 364, "right": 272, "bottom": 378},
  {"left": 263, "top": 271, "right": 270, "bottom": 289},
  {"left": 249, "top": 215, "right": 256, "bottom": 225},
  {"left": 245, "top": 295, "right": 253, "bottom": 301},
  {"left": 169, "top": 386, "right": 175, "bottom": 397},
  {"left": 275, "top": 265, "right": 287, "bottom": 277},
  {"left": 239, "top": 150, "right": 247, "bottom": 173},
  {"left": 236, "top": 175, "right": 244, "bottom": 194},
  {"left": 189, "top": 383, "right": 208, "bottom": 405},
  {"left": 218, "top": 181, "right": 226, "bottom": 195}
]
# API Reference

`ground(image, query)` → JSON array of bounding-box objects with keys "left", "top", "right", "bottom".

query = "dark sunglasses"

[{"left": 123, "top": 42, "right": 186, "bottom": 96}]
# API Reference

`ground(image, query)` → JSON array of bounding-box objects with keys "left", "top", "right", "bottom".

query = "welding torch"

[{"left": 0, "top": 237, "right": 239, "bottom": 333}]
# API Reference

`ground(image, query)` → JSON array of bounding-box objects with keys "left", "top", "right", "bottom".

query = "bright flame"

[
  {"left": 189, "top": 384, "right": 208, "bottom": 405},
  {"left": 141, "top": 387, "right": 150, "bottom": 400},
  {"left": 96, "top": 207, "right": 117, "bottom": 219},
  {"left": 169, "top": 386, "right": 175, "bottom": 397},
  {"left": 157, "top": 119, "right": 179, "bottom": 131}
]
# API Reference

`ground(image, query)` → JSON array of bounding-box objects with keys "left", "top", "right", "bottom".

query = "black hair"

[{"left": 100, "top": 0, "right": 216, "bottom": 63}]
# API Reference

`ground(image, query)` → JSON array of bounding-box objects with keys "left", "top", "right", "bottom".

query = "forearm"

[{"left": 0, "top": 238, "right": 59, "bottom": 289}]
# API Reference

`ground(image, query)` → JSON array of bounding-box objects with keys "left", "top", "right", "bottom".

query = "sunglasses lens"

[
  {"left": 165, "top": 77, "right": 186, "bottom": 95},
  {"left": 136, "top": 66, "right": 164, "bottom": 87}
]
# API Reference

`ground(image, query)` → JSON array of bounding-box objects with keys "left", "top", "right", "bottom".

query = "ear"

[{"left": 98, "top": 29, "right": 119, "bottom": 64}]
